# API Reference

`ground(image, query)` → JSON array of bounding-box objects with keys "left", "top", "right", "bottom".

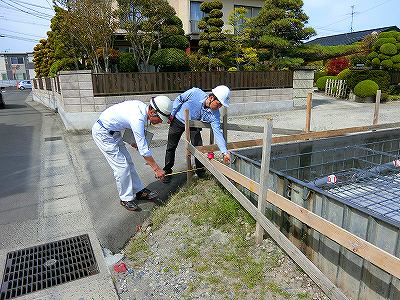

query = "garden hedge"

[
  {"left": 316, "top": 75, "right": 337, "bottom": 91},
  {"left": 345, "top": 69, "right": 390, "bottom": 91},
  {"left": 354, "top": 80, "right": 379, "bottom": 98}
]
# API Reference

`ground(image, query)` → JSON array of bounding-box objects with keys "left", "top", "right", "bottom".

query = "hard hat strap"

[{"left": 151, "top": 97, "right": 169, "bottom": 117}]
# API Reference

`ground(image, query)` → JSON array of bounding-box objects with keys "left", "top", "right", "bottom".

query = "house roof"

[{"left": 305, "top": 26, "right": 400, "bottom": 46}]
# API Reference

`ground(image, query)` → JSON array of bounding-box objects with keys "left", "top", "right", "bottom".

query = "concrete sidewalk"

[{"left": 0, "top": 95, "right": 117, "bottom": 300}]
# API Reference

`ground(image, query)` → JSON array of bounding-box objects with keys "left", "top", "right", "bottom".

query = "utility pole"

[{"left": 350, "top": 5, "right": 355, "bottom": 33}]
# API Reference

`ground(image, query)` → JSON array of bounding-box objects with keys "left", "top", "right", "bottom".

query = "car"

[
  {"left": 17, "top": 80, "right": 32, "bottom": 90},
  {"left": 0, "top": 87, "right": 5, "bottom": 109}
]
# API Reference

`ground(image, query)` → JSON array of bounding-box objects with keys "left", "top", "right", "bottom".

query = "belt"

[{"left": 97, "top": 119, "right": 118, "bottom": 135}]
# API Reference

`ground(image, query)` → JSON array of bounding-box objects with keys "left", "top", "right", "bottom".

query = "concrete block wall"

[
  {"left": 33, "top": 69, "right": 314, "bottom": 130},
  {"left": 292, "top": 67, "right": 315, "bottom": 107},
  {"left": 32, "top": 78, "right": 57, "bottom": 110}
]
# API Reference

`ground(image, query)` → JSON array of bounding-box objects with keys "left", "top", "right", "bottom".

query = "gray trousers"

[{"left": 92, "top": 122, "right": 144, "bottom": 202}]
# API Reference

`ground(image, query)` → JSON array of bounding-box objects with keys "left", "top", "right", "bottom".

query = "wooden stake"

[
  {"left": 305, "top": 92, "right": 312, "bottom": 132},
  {"left": 222, "top": 107, "right": 228, "bottom": 142},
  {"left": 373, "top": 90, "right": 381, "bottom": 125},
  {"left": 184, "top": 108, "right": 193, "bottom": 183},
  {"left": 255, "top": 118, "right": 273, "bottom": 244}
]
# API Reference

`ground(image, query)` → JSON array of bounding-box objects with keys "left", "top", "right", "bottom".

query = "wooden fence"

[
  {"left": 325, "top": 79, "right": 349, "bottom": 99},
  {"left": 92, "top": 71, "right": 293, "bottom": 96}
]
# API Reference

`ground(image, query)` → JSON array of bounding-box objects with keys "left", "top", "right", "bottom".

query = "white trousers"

[{"left": 92, "top": 122, "right": 144, "bottom": 202}]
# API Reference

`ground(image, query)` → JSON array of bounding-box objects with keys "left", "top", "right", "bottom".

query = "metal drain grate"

[
  {"left": 44, "top": 136, "right": 62, "bottom": 142},
  {"left": 0, "top": 234, "right": 99, "bottom": 300}
]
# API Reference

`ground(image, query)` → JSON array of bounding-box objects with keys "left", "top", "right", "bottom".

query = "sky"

[{"left": 0, "top": 0, "right": 399, "bottom": 53}]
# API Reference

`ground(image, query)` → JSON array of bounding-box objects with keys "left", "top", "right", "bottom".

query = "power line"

[
  {"left": 0, "top": 0, "right": 52, "bottom": 20},
  {"left": 13, "top": 0, "right": 53, "bottom": 11},
  {"left": 350, "top": 5, "right": 355, "bottom": 33},
  {"left": 3, "top": 0, "right": 53, "bottom": 17},
  {"left": 0, "top": 16, "right": 50, "bottom": 27},
  {"left": 0, "top": 27, "right": 45, "bottom": 38},
  {"left": 0, "top": 33, "right": 38, "bottom": 42},
  {"left": 317, "top": 0, "right": 394, "bottom": 31}
]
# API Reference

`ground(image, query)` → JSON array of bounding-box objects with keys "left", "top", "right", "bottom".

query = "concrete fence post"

[{"left": 293, "top": 67, "right": 315, "bottom": 107}]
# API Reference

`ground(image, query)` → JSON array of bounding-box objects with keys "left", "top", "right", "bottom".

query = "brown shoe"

[{"left": 120, "top": 200, "right": 139, "bottom": 211}]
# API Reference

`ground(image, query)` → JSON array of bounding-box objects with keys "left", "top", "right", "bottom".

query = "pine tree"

[
  {"left": 197, "top": 0, "right": 226, "bottom": 70},
  {"left": 250, "top": 0, "right": 315, "bottom": 69}
]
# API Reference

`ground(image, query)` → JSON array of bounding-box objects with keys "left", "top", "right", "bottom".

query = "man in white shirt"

[{"left": 92, "top": 96, "right": 173, "bottom": 211}]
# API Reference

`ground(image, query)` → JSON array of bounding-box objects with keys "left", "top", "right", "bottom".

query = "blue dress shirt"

[{"left": 171, "top": 87, "right": 228, "bottom": 154}]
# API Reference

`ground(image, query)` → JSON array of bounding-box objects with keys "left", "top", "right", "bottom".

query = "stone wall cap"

[
  {"left": 58, "top": 70, "right": 92, "bottom": 75},
  {"left": 292, "top": 66, "right": 317, "bottom": 71}
]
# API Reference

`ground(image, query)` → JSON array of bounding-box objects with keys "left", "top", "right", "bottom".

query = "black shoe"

[
  {"left": 162, "top": 170, "right": 172, "bottom": 184},
  {"left": 162, "top": 175, "right": 172, "bottom": 184},
  {"left": 196, "top": 171, "right": 206, "bottom": 179},
  {"left": 136, "top": 188, "right": 157, "bottom": 200},
  {"left": 120, "top": 200, "right": 139, "bottom": 211}
]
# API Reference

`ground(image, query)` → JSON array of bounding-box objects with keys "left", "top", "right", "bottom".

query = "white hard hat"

[
  {"left": 211, "top": 85, "right": 230, "bottom": 107},
  {"left": 150, "top": 95, "right": 173, "bottom": 122}
]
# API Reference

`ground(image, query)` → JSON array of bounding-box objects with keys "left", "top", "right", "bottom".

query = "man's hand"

[
  {"left": 131, "top": 143, "right": 138, "bottom": 149},
  {"left": 154, "top": 167, "right": 165, "bottom": 180},
  {"left": 223, "top": 152, "right": 231, "bottom": 164},
  {"left": 167, "top": 115, "right": 174, "bottom": 124}
]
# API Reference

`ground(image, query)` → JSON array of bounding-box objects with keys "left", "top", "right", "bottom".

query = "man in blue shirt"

[{"left": 163, "top": 85, "right": 231, "bottom": 183}]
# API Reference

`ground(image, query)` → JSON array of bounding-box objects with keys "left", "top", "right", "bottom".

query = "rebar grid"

[{"left": 270, "top": 143, "right": 400, "bottom": 223}]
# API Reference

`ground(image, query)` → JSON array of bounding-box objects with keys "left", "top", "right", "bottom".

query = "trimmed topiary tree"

[
  {"left": 354, "top": 80, "right": 379, "bottom": 98},
  {"left": 366, "top": 31, "right": 399, "bottom": 69}
]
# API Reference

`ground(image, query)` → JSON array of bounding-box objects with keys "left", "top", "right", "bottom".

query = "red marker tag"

[{"left": 113, "top": 262, "right": 127, "bottom": 273}]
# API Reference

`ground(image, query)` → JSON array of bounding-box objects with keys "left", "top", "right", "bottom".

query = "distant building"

[
  {"left": 306, "top": 26, "right": 400, "bottom": 46},
  {"left": 0, "top": 52, "right": 35, "bottom": 80}
]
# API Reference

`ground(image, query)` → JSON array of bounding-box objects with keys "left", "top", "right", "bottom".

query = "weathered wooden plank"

[
  {"left": 198, "top": 122, "right": 400, "bottom": 152},
  {"left": 255, "top": 119, "right": 273, "bottom": 244}
]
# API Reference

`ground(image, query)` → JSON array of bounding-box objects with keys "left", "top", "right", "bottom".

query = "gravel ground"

[{"left": 108, "top": 94, "right": 400, "bottom": 300}]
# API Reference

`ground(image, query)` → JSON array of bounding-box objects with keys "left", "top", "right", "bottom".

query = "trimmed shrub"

[
  {"left": 354, "top": 80, "right": 379, "bottom": 98},
  {"left": 209, "top": 9, "right": 223, "bottom": 18},
  {"left": 371, "top": 57, "right": 381, "bottom": 66},
  {"left": 209, "top": 41, "right": 225, "bottom": 50},
  {"left": 345, "top": 69, "right": 390, "bottom": 91},
  {"left": 367, "top": 51, "right": 378, "bottom": 59},
  {"left": 337, "top": 68, "right": 351, "bottom": 80},
  {"left": 150, "top": 48, "right": 190, "bottom": 71},
  {"left": 378, "top": 31, "right": 399, "bottom": 39},
  {"left": 117, "top": 52, "right": 138, "bottom": 73},
  {"left": 228, "top": 67, "right": 237, "bottom": 72},
  {"left": 381, "top": 59, "right": 394, "bottom": 69},
  {"left": 161, "top": 35, "right": 189, "bottom": 50},
  {"left": 397, "top": 43, "right": 400, "bottom": 51},
  {"left": 316, "top": 75, "right": 337, "bottom": 91},
  {"left": 378, "top": 53, "right": 391, "bottom": 60},
  {"left": 380, "top": 43, "right": 397, "bottom": 55},
  {"left": 393, "top": 63, "right": 400, "bottom": 70},
  {"left": 208, "top": 26, "right": 222, "bottom": 33},
  {"left": 374, "top": 37, "right": 397, "bottom": 50},
  {"left": 392, "top": 54, "right": 400, "bottom": 63},
  {"left": 207, "top": 18, "right": 224, "bottom": 27},
  {"left": 209, "top": 32, "right": 225, "bottom": 40},
  {"left": 314, "top": 70, "right": 327, "bottom": 82},
  {"left": 197, "top": 20, "right": 207, "bottom": 30},
  {"left": 198, "top": 40, "right": 209, "bottom": 48}
]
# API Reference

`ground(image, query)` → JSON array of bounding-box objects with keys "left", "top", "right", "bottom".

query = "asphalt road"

[{"left": 0, "top": 89, "right": 42, "bottom": 225}]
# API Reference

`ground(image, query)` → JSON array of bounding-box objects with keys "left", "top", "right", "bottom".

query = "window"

[
  {"left": 10, "top": 57, "right": 24, "bottom": 64},
  {"left": 190, "top": 1, "right": 205, "bottom": 33},
  {"left": 233, "top": 5, "right": 261, "bottom": 33}
]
